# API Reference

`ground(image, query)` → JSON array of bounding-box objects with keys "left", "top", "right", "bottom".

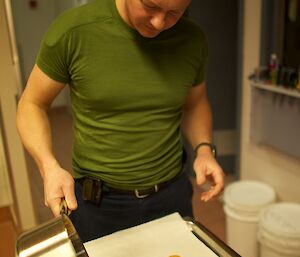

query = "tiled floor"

[
  {"left": 1, "top": 107, "right": 236, "bottom": 257},
  {"left": 0, "top": 207, "right": 18, "bottom": 257},
  {"left": 192, "top": 180, "right": 226, "bottom": 241}
]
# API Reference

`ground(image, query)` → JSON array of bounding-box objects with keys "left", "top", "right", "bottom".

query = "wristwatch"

[{"left": 194, "top": 142, "right": 217, "bottom": 158}]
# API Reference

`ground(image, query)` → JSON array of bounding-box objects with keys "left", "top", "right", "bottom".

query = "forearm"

[
  {"left": 182, "top": 87, "right": 213, "bottom": 151},
  {"left": 16, "top": 98, "right": 57, "bottom": 178},
  {"left": 16, "top": 65, "right": 77, "bottom": 214},
  {"left": 17, "top": 98, "right": 77, "bottom": 215},
  {"left": 182, "top": 84, "right": 224, "bottom": 200}
]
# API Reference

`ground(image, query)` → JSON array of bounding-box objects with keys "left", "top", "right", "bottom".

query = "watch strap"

[{"left": 194, "top": 142, "right": 217, "bottom": 158}]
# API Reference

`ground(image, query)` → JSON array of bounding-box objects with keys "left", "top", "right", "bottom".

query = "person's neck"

[{"left": 115, "top": 0, "right": 133, "bottom": 28}]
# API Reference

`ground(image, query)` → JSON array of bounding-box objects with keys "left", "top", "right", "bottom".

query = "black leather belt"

[{"left": 78, "top": 172, "right": 182, "bottom": 199}]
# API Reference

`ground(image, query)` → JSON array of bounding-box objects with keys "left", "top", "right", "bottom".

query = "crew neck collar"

[
  {"left": 110, "top": 0, "right": 180, "bottom": 42},
  {"left": 110, "top": 0, "right": 146, "bottom": 41}
]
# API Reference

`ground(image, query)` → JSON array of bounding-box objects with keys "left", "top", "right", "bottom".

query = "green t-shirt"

[{"left": 36, "top": 0, "right": 208, "bottom": 189}]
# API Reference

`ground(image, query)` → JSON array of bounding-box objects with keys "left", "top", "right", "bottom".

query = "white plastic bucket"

[
  {"left": 258, "top": 202, "right": 300, "bottom": 257},
  {"left": 223, "top": 180, "right": 276, "bottom": 257}
]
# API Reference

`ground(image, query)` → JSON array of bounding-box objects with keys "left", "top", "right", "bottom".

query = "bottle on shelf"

[
  {"left": 268, "top": 53, "right": 278, "bottom": 85},
  {"left": 296, "top": 66, "right": 300, "bottom": 91}
]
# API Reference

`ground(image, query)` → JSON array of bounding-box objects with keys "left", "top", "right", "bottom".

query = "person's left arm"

[{"left": 182, "top": 81, "right": 225, "bottom": 201}]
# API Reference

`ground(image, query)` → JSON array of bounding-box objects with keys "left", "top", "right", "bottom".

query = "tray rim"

[{"left": 184, "top": 217, "right": 241, "bottom": 257}]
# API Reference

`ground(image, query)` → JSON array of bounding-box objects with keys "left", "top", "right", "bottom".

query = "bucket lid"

[
  {"left": 259, "top": 202, "right": 300, "bottom": 240},
  {"left": 224, "top": 180, "right": 276, "bottom": 213}
]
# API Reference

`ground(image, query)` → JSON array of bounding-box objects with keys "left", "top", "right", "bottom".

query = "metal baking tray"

[{"left": 185, "top": 218, "right": 241, "bottom": 257}]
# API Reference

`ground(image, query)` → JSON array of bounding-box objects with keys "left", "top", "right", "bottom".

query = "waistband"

[{"left": 76, "top": 172, "right": 182, "bottom": 199}]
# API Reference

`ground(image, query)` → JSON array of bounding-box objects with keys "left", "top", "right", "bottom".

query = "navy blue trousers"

[{"left": 69, "top": 173, "right": 193, "bottom": 242}]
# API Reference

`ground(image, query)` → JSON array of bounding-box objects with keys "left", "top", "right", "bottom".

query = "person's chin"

[{"left": 138, "top": 27, "right": 161, "bottom": 38}]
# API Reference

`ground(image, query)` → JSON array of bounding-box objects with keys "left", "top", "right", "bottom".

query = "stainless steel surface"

[
  {"left": 185, "top": 219, "right": 241, "bottom": 257},
  {"left": 16, "top": 200, "right": 88, "bottom": 257}
]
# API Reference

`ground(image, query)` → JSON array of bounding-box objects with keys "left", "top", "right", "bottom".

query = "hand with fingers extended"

[
  {"left": 42, "top": 162, "right": 78, "bottom": 217},
  {"left": 193, "top": 152, "right": 225, "bottom": 202}
]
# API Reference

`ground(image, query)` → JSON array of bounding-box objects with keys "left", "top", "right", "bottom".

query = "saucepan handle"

[{"left": 60, "top": 198, "right": 72, "bottom": 216}]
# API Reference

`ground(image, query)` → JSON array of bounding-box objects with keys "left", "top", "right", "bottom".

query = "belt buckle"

[{"left": 134, "top": 185, "right": 158, "bottom": 199}]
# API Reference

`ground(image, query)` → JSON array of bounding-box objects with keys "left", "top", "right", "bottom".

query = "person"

[{"left": 16, "top": 0, "right": 225, "bottom": 242}]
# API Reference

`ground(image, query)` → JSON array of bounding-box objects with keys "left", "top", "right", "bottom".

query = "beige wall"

[
  {"left": 0, "top": 124, "right": 13, "bottom": 207},
  {"left": 12, "top": 0, "right": 71, "bottom": 107},
  {"left": 0, "top": 0, "right": 36, "bottom": 229},
  {"left": 240, "top": 0, "right": 300, "bottom": 202}
]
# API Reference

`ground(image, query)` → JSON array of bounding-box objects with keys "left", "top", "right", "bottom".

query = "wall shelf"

[
  {"left": 252, "top": 82, "right": 300, "bottom": 99},
  {"left": 250, "top": 80, "right": 300, "bottom": 160}
]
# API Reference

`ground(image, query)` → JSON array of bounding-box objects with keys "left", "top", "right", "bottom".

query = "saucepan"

[{"left": 16, "top": 199, "right": 89, "bottom": 257}]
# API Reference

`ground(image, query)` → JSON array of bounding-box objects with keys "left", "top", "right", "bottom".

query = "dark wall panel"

[{"left": 188, "top": 0, "right": 239, "bottom": 130}]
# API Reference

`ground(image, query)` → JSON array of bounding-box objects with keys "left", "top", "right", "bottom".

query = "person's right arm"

[{"left": 16, "top": 64, "right": 77, "bottom": 217}]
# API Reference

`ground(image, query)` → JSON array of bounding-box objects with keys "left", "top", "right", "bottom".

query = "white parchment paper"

[{"left": 84, "top": 213, "right": 218, "bottom": 257}]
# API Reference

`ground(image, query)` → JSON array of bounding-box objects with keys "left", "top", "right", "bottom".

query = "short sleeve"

[
  {"left": 193, "top": 33, "right": 209, "bottom": 86},
  {"left": 36, "top": 21, "right": 71, "bottom": 83}
]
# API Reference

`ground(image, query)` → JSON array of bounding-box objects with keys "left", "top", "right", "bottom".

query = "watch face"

[{"left": 212, "top": 146, "right": 217, "bottom": 157}]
